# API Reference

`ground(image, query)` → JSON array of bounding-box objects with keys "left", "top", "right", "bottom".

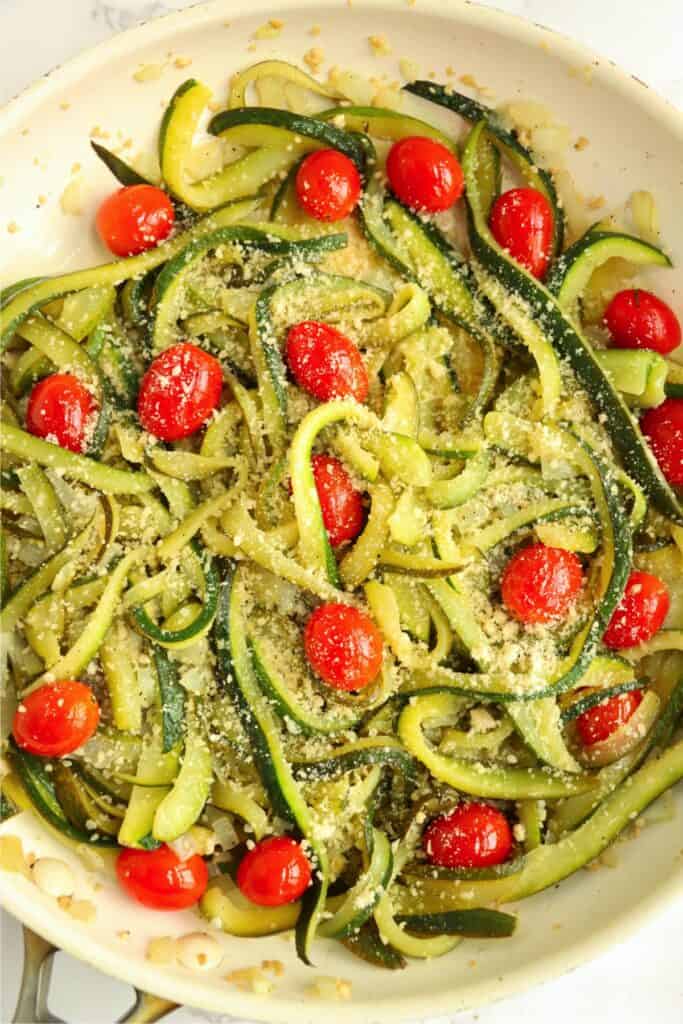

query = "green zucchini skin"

[
  {"left": 403, "top": 80, "right": 564, "bottom": 256},
  {"left": 561, "top": 680, "right": 648, "bottom": 722},
  {"left": 131, "top": 543, "right": 219, "bottom": 647},
  {"left": 250, "top": 634, "right": 362, "bottom": 736},
  {"left": 153, "top": 646, "right": 186, "bottom": 753},
  {"left": 291, "top": 739, "right": 415, "bottom": 782},
  {"left": 342, "top": 920, "right": 407, "bottom": 970},
  {"left": 212, "top": 569, "right": 329, "bottom": 965},
  {"left": 397, "top": 908, "right": 517, "bottom": 938},
  {"left": 9, "top": 741, "right": 119, "bottom": 847},
  {"left": 90, "top": 141, "right": 153, "bottom": 188},
  {"left": 461, "top": 121, "right": 683, "bottom": 525},
  {"left": 546, "top": 226, "right": 671, "bottom": 305},
  {"left": 208, "top": 106, "right": 367, "bottom": 171},
  {"left": 405, "top": 854, "right": 526, "bottom": 882},
  {"left": 150, "top": 226, "right": 347, "bottom": 354}
]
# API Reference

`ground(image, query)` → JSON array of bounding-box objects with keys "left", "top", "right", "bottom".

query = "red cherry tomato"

[
  {"left": 386, "top": 136, "right": 464, "bottom": 213},
  {"left": 423, "top": 803, "right": 513, "bottom": 869},
  {"left": 116, "top": 844, "right": 208, "bottom": 910},
  {"left": 12, "top": 681, "right": 100, "bottom": 757},
  {"left": 295, "top": 149, "right": 362, "bottom": 222},
  {"left": 575, "top": 688, "right": 644, "bottom": 747},
  {"left": 304, "top": 603, "right": 383, "bottom": 692},
  {"left": 640, "top": 398, "right": 683, "bottom": 486},
  {"left": 96, "top": 184, "right": 175, "bottom": 257},
  {"left": 501, "top": 544, "right": 584, "bottom": 625},
  {"left": 310, "top": 454, "right": 364, "bottom": 548},
  {"left": 137, "top": 342, "right": 223, "bottom": 441},
  {"left": 489, "top": 187, "right": 554, "bottom": 279},
  {"left": 603, "top": 570, "right": 670, "bottom": 650},
  {"left": 286, "top": 321, "right": 368, "bottom": 403},
  {"left": 26, "top": 373, "right": 98, "bottom": 454},
  {"left": 236, "top": 836, "right": 312, "bottom": 907},
  {"left": 604, "top": 289, "right": 681, "bottom": 355}
]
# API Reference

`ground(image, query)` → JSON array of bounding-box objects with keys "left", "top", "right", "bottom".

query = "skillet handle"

[{"left": 13, "top": 925, "right": 178, "bottom": 1024}]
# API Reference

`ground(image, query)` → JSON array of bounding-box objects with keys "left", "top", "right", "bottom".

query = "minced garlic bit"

[
  {"left": 146, "top": 936, "right": 178, "bottom": 965},
  {"left": 261, "top": 959, "right": 285, "bottom": 976},
  {"left": 308, "top": 24, "right": 321, "bottom": 36},
  {"left": 31, "top": 857, "right": 75, "bottom": 899},
  {"left": 586, "top": 195, "right": 606, "bottom": 210},
  {"left": 574, "top": 136, "right": 589, "bottom": 151},
  {"left": 174, "top": 56, "right": 192, "bottom": 69},
  {"left": 59, "top": 101, "right": 71, "bottom": 111},
  {"left": 399, "top": 59, "right": 419, "bottom": 81},
  {"left": 303, "top": 47, "right": 325, "bottom": 72},
  {"left": 512, "top": 823, "right": 527, "bottom": 844},
  {"left": 0, "top": 835, "right": 31, "bottom": 878},
  {"left": 60, "top": 175, "right": 90, "bottom": 216},
  {"left": 90, "top": 125, "right": 110, "bottom": 140},
  {"left": 133, "top": 63, "right": 165, "bottom": 83},
  {"left": 226, "top": 966, "right": 274, "bottom": 994},
  {"left": 253, "top": 20, "right": 284, "bottom": 41},
  {"left": 7, "top": 221, "right": 19, "bottom": 234},
  {"left": 117, "top": 930, "right": 131, "bottom": 942},
  {"left": 58, "top": 896, "right": 96, "bottom": 923},
  {"left": 469, "top": 707, "right": 497, "bottom": 733},
  {"left": 368, "top": 34, "right": 392, "bottom": 57},
  {"left": 176, "top": 931, "right": 223, "bottom": 971},
  {"left": 306, "top": 976, "right": 352, "bottom": 1001}
]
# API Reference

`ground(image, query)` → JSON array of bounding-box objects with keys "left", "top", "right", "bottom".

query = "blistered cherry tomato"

[
  {"left": 13, "top": 681, "right": 100, "bottom": 758},
  {"left": 575, "top": 688, "right": 644, "bottom": 747},
  {"left": 304, "top": 603, "right": 383, "bottom": 692},
  {"left": 489, "top": 187, "right": 554, "bottom": 279},
  {"left": 604, "top": 289, "right": 681, "bottom": 355},
  {"left": 236, "top": 836, "right": 312, "bottom": 907},
  {"left": 640, "top": 398, "right": 683, "bottom": 486},
  {"left": 295, "top": 149, "right": 362, "bottom": 222},
  {"left": 116, "top": 844, "right": 208, "bottom": 910},
  {"left": 96, "top": 184, "right": 175, "bottom": 257},
  {"left": 386, "top": 136, "right": 464, "bottom": 213},
  {"left": 423, "top": 803, "right": 513, "bottom": 869},
  {"left": 137, "top": 342, "right": 223, "bottom": 441},
  {"left": 603, "top": 570, "right": 670, "bottom": 650},
  {"left": 311, "top": 454, "right": 364, "bottom": 548},
  {"left": 286, "top": 321, "right": 368, "bottom": 403},
  {"left": 26, "top": 373, "right": 97, "bottom": 454},
  {"left": 501, "top": 544, "right": 584, "bottom": 625}
]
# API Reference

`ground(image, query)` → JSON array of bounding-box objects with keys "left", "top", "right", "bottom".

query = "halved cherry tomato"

[
  {"left": 640, "top": 398, "right": 683, "bottom": 486},
  {"left": 26, "top": 373, "right": 97, "bottom": 454},
  {"left": 236, "top": 836, "right": 312, "bottom": 907},
  {"left": 423, "top": 802, "right": 513, "bottom": 869},
  {"left": 12, "top": 680, "right": 100, "bottom": 757},
  {"left": 386, "top": 136, "right": 464, "bottom": 213},
  {"left": 603, "top": 570, "right": 670, "bottom": 650},
  {"left": 96, "top": 184, "right": 175, "bottom": 257},
  {"left": 137, "top": 342, "right": 223, "bottom": 441},
  {"left": 116, "top": 844, "right": 208, "bottom": 910},
  {"left": 310, "top": 454, "right": 364, "bottom": 548},
  {"left": 489, "top": 187, "right": 554, "bottom": 279},
  {"left": 501, "top": 543, "right": 584, "bottom": 624},
  {"left": 604, "top": 289, "right": 681, "bottom": 355},
  {"left": 285, "top": 320, "right": 368, "bottom": 403},
  {"left": 575, "top": 688, "right": 644, "bottom": 747},
  {"left": 304, "top": 603, "right": 383, "bottom": 692},
  {"left": 295, "top": 149, "right": 362, "bottom": 222}
]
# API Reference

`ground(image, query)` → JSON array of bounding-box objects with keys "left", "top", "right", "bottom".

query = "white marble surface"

[{"left": 1, "top": 1, "right": 682, "bottom": 1022}]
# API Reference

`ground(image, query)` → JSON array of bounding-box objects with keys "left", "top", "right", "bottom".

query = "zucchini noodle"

[{"left": 1, "top": 61, "right": 682, "bottom": 974}]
